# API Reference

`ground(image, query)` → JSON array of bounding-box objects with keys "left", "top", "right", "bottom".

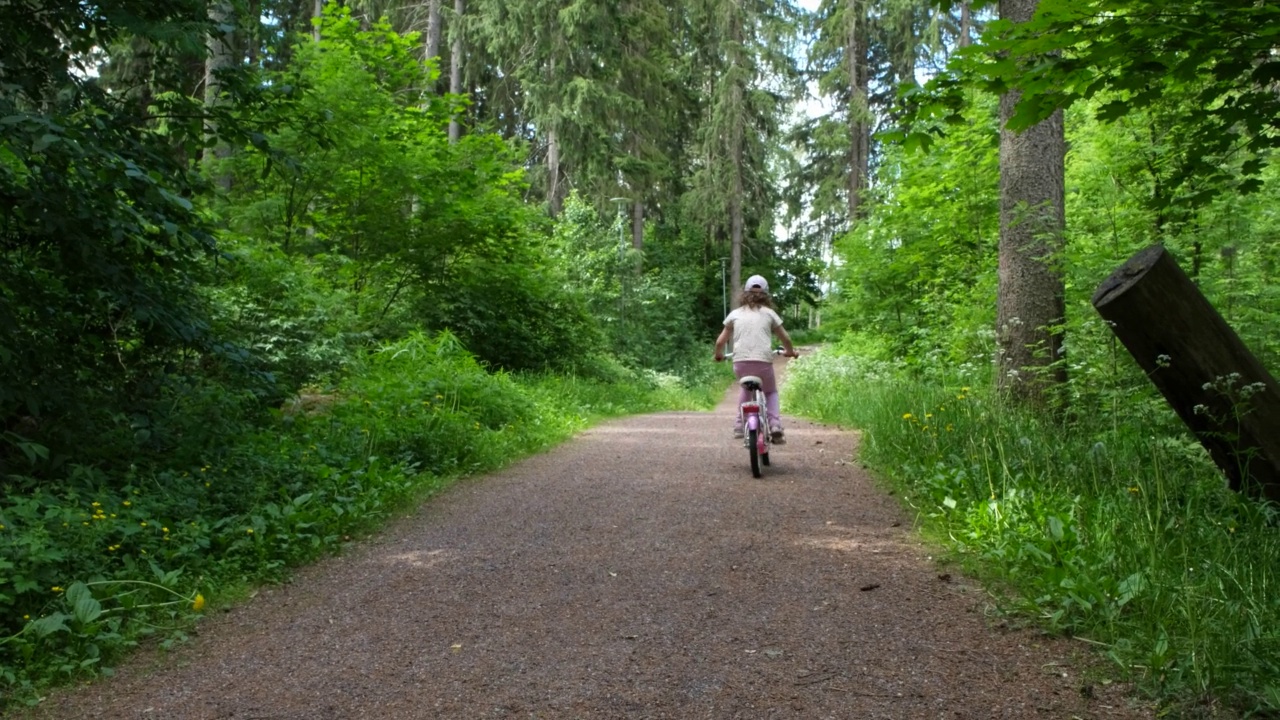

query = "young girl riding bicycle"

[{"left": 712, "top": 275, "right": 799, "bottom": 443}]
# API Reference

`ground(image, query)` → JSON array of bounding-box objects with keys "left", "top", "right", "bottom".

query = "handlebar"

[{"left": 714, "top": 349, "right": 799, "bottom": 362}]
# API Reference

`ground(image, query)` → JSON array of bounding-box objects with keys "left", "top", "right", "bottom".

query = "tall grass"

[{"left": 787, "top": 349, "right": 1280, "bottom": 716}]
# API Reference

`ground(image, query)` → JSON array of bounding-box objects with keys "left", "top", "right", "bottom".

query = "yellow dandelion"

[
  {"left": 192, "top": 594, "right": 206, "bottom": 612},
  {"left": 122, "top": 500, "right": 131, "bottom": 507},
  {"left": 246, "top": 528, "right": 254, "bottom": 534},
  {"left": 140, "top": 522, "right": 147, "bottom": 527},
  {"left": 925, "top": 413, "right": 933, "bottom": 419},
  {"left": 902, "top": 413, "right": 912, "bottom": 419},
  {"left": 1128, "top": 486, "right": 1141, "bottom": 494},
  {"left": 23, "top": 614, "right": 29, "bottom": 620},
  {"left": 51, "top": 586, "right": 64, "bottom": 593},
  {"left": 961, "top": 387, "right": 971, "bottom": 392},
  {"left": 162, "top": 527, "right": 169, "bottom": 533},
  {"left": 91, "top": 502, "right": 100, "bottom": 507},
  {"left": 957, "top": 394, "right": 966, "bottom": 400}
]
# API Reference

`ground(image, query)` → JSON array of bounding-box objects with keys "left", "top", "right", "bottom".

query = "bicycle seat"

[{"left": 739, "top": 375, "right": 763, "bottom": 388}]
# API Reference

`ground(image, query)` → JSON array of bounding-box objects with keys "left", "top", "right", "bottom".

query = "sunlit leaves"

[{"left": 901, "top": 0, "right": 1280, "bottom": 207}]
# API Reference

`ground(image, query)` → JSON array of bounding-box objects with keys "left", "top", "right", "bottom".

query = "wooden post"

[{"left": 1092, "top": 245, "right": 1280, "bottom": 501}]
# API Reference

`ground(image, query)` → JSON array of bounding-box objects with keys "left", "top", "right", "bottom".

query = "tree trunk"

[
  {"left": 729, "top": 37, "right": 745, "bottom": 308},
  {"left": 204, "top": 0, "right": 235, "bottom": 189},
  {"left": 312, "top": 0, "right": 323, "bottom": 41},
  {"left": 959, "top": 2, "right": 972, "bottom": 48},
  {"left": 547, "top": 125, "right": 563, "bottom": 217},
  {"left": 632, "top": 199, "right": 644, "bottom": 252},
  {"left": 448, "top": 0, "right": 465, "bottom": 144},
  {"left": 995, "top": 0, "right": 1066, "bottom": 406},
  {"left": 425, "top": 0, "right": 442, "bottom": 61},
  {"left": 1093, "top": 245, "right": 1280, "bottom": 501},
  {"left": 846, "top": 0, "right": 868, "bottom": 224}
]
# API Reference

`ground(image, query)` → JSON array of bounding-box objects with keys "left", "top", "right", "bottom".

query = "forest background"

[{"left": 2, "top": 0, "right": 1279, "bottom": 716}]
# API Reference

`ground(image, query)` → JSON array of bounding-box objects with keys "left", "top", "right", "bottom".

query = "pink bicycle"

[{"left": 738, "top": 375, "right": 771, "bottom": 478}]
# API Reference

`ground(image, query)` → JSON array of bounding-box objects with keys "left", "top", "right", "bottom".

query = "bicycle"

[{"left": 738, "top": 374, "right": 772, "bottom": 478}]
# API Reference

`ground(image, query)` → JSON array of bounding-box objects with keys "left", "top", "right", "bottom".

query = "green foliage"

[
  {"left": 827, "top": 91, "right": 999, "bottom": 367},
  {"left": 216, "top": 6, "right": 594, "bottom": 375},
  {"left": 549, "top": 193, "right": 719, "bottom": 378},
  {"left": 904, "top": 0, "right": 1280, "bottom": 206},
  {"left": 789, "top": 348, "right": 1280, "bottom": 714},
  {"left": 1, "top": 79, "right": 218, "bottom": 472},
  {"left": 0, "top": 331, "right": 718, "bottom": 705}
]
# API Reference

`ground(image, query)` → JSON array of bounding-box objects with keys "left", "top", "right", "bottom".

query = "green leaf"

[
  {"left": 66, "top": 582, "right": 103, "bottom": 624},
  {"left": 1046, "top": 516, "right": 1064, "bottom": 542},
  {"left": 29, "top": 612, "right": 70, "bottom": 638}
]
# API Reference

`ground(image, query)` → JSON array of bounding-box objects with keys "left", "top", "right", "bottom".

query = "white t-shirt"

[{"left": 725, "top": 306, "right": 783, "bottom": 363}]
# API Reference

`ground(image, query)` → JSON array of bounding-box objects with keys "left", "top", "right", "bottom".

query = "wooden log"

[{"left": 1092, "top": 245, "right": 1280, "bottom": 501}]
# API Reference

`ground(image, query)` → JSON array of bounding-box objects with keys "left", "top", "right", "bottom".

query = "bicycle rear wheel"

[{"left": 748, "top": 428, "right": 761, "bottom": 477}]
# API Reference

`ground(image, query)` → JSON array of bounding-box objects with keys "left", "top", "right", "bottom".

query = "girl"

[{"left": 713, "top": 275, "right": 799, "bottom": 442}]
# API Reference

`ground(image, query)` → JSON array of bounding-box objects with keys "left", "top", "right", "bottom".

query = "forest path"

[{"left": 27, "top": 356, "right": 1149, "bottom": 719}]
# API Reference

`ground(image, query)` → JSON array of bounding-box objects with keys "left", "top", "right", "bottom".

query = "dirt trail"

[{"left": 26, "top": 356, "right": 1151, "bottom": 719}]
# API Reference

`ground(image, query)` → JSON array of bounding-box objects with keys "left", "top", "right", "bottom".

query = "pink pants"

[{"left": 733, "top": 360, "right": 782, "bottom": 431}]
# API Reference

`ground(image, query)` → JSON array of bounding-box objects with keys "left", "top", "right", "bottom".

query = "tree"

[
  {"left": 685, "top": 0, "right": 801, "bottom": 301},
  {"left": 993, "top": 0, "right": 1066, "bottom": 404}
]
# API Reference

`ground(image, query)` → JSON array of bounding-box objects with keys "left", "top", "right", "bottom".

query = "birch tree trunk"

[
  {"left": 995, "top": 0, "right": 1067, "bottom": 405},
  {"left": 959, "top": 1, "right": 971, "bottom": 48}
]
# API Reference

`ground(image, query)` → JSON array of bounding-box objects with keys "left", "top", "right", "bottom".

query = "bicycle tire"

[{"left": 748, "top": 428, "right": 762, "bottom": 478}]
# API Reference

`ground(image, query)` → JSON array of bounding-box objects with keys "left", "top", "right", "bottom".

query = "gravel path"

[{"left": 24, "top": 357, "right": 1152, "bottom": 719}]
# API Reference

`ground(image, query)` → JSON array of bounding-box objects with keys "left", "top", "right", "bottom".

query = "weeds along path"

[{"left": 26, "top": 357, "right": 1150, "bottom": 719}]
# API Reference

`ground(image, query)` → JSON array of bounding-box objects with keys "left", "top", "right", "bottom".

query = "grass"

[
  {"left": 0, "top": 332, "right": 723, "bottom": 708},
  {"left": 786, "top": 349, "right": 1280, "bottom": 718}
]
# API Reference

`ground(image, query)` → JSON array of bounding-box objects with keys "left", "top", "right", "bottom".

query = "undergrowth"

[
  {"left": 0, "top": 331, "right": 720, "bottom": 707},
  {"left": 786, "top": 348, "right": 1280, "bottom": 718}
]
